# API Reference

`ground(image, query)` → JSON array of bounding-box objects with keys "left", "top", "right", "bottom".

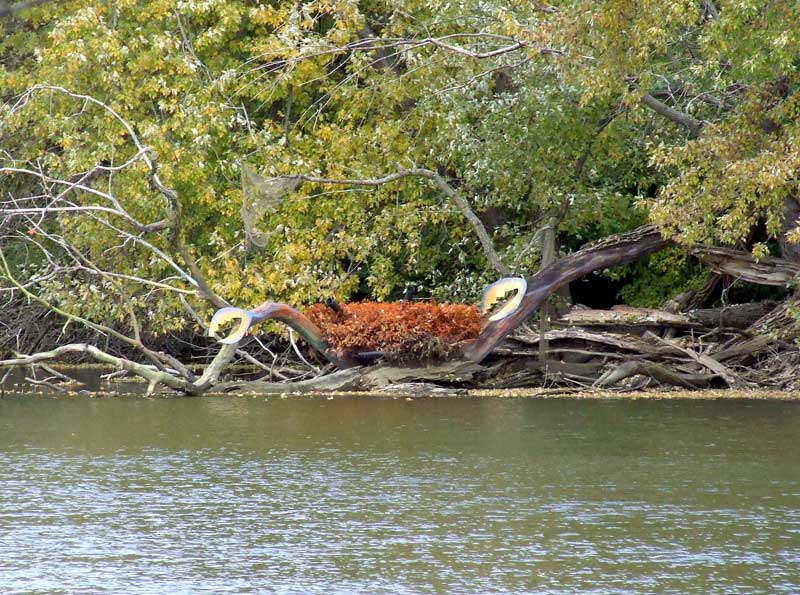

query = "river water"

[{"left": 0, "top": 394, "right": 798, "bottom": 594}]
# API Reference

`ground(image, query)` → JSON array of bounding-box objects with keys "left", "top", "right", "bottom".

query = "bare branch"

[
  {"left": 7, "top": 85, "right": 229, "bottom": 309},
  {"left": 691, "top": 245, "right": 800, "bottom": 286},
  {"left": 0, "top": 166, "right": 161, "bottom": 231},
  {"left": 644, "top": 331, "right": 741, "bottom": 388},
  {"left": 246, "top": 32, "right": 562, "bottom": 79},
  {"left": 0, "top": 246, "right": 194, "bottom": 380},
  {"left": 595, "top": 360, "right": 716, "bottom": 389},
  {"left": 425, "top": 37, "right": 527, "bottom": 59},
  {"left": 642, "top": 92, "right": 704, "bottom": 137},
  {"left": 12, "top": 86, "right": 176, "bottom": 227},
  {"left": 0, "top": 343, "right": 199, "bottom": 394},
  {"left": 180, "top": 295, "right": 291, "bottom": 383}
]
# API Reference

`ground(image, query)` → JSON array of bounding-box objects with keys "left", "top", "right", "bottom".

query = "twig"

[
  {"left": 0, "top": 246, "right": 194, "bottom": 380},
  {"left": 9, "top": 85, "right": 228, "bottom": 309},
  {"left": 288, "top": 328, "right": 321, "bottom": 373}
]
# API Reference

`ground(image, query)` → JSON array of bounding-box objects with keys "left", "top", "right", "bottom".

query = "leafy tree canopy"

[{"left": 1, "top": 0, "right": 798, "bottom": 334}]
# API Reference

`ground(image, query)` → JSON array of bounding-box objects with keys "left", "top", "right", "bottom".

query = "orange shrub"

[{"left": 304, "top": 301, "right": 482, "bottom": 358}]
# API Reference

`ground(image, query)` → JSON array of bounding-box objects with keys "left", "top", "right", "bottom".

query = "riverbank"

[{"left": 3, "top": 376, "right": 800, "bottom": 401}]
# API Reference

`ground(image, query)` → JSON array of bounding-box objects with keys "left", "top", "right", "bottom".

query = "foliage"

[
  {"left": 1, "top": 0, "right": 798, "bottom": 337},
  {"left": 304, "top": 300, "right": 481, "bottom": 357},
  {"left": 614, "top": 249, "right": 706, "bottom": 308}
]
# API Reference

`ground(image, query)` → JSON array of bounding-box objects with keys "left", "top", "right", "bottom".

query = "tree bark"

[
  {"left": 538, "top": 216, "right": 558, "bottom": 366},
  {"left": 688, "top": 302, "right": 777, "bottom": 329},
  {"left": 690, "top": 245, "right": 800, "bottom": 285},
  {"left": 464, "top": 224, "right": 672, "bottom": 362},
  {"left": 779, "top": 194, "right": 800, "bottom": 263}
]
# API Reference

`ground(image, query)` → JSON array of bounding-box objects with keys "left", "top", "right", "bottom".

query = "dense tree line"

[{"left": 0, "top": 1, "right": 798, "bottom": 391}]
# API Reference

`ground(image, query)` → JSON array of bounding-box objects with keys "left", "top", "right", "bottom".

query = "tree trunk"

[
  {"left": 688, "top": 302, "right": 778, "bottom": 329},
  {"left": 464, "top": 224, "right": 672, "bottom": 362},
  {"left": 690, "top": 245, "right": 800, "bottom": 285},
  {"left": 780, "top": 194, "right": 800, "bottom": 263},
  {"left": 538, "top": 217, "right": 558, "bottom": 367}
]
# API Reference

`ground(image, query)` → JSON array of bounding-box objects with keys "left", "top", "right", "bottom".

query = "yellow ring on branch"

[
  {"left": 480, "top": 277, "right": 527, "bottom": 321},
  {"left": 208, "top": 307, "right": 253, "bottom": 344}
]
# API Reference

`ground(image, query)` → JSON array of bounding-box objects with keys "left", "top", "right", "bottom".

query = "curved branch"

[
  {"left": 250, "top": 302, "right": 358, "bottom": 368},
  {"left": 463, "top": 224, "right": 672, "bottom": 362},
  {"left": 211, "top": 301, "right": 359, "bottom": 369}
]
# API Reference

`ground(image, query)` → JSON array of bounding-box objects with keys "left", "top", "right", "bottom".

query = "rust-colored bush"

[{"left": 304, "top": 301, "right": 482, "bottom": 358}]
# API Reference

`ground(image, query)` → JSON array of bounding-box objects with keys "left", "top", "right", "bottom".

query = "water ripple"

[{"left": 0, "top": 395, "right": 798, "bottom": 594}]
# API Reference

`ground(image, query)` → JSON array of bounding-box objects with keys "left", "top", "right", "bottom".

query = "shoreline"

[
  {"left": 2, "top": 384, "right": 800, "bottom": 401},
  {"left": 2, "top": 363, "right": 798, "bottom": 401}
]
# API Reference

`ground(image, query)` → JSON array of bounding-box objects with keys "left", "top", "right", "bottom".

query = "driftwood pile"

[
  {"left": 2, "top": 296, "right": 796, "bottom": 396},
  {"left": 283, "top": 227, "right": 800, "bottom": 394},
  {"left": 211, "top": 298, "right": 800, "bottom": 396},
  {"left": 487, "top": 301, "right": 799, "bottom": 391}
]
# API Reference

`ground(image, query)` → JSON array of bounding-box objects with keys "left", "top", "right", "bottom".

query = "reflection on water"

[{"left": 1, "top": 395, "right": 798, "bottom": 594}]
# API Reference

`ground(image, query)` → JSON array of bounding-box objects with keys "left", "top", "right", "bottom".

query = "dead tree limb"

[
  {"left": 688, "top": 302, "right": 777, "bottom": 329},
  {"left": 595, "top": 361, "right": 717, "bottom": 389},
  {"left": 215, "top": 360, "right": 485, "bottom": 394},
  {"left": 0, "top": 247, "right": 194, "bottom": 379},
  {"left": 0, "top": 344, "right": 199, "bottom": 395},
  {"left": 465, "top": 224, "right": 672, "bottom": 362},
  {"left": 644, "top": 331, "right": 742, "bottom": 388},
  {"left": 691, "top": 245, "right": 800, "bottom": 286},
  {"left": 554, "top": 302, "right": 776, "bottom": 331}
]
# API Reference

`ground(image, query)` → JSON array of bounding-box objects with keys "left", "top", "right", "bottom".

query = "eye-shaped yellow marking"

[
  {"left": 208, "top": 307, "right": 253, "bottom": 344},
  {"left": 480, "top": 277, "right": 527, "bottom": 321}
]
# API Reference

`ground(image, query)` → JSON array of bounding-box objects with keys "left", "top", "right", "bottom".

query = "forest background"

[{"left": 1, "top": 0, "right": 799, "bottom": 391}]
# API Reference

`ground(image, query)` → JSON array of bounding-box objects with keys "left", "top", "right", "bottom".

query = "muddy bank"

[{"left": 2, "top": 366, "right": 799, "bottom": 401}]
